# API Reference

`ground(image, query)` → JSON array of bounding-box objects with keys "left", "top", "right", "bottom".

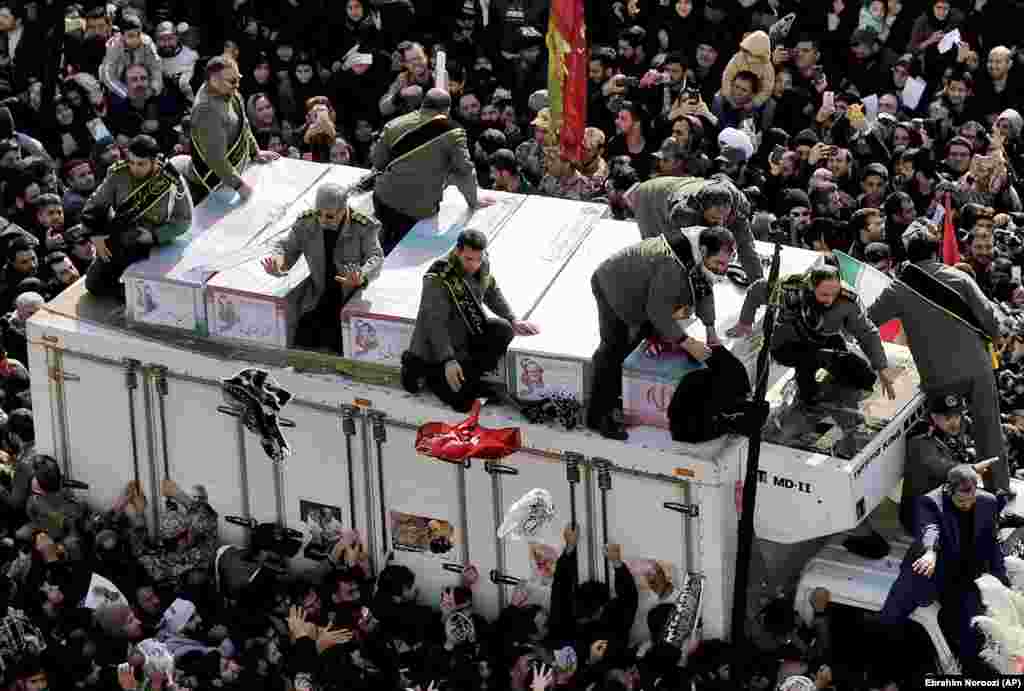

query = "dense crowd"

[{"left": 0, "top": 0, "right": 1015, "bottom": 688}]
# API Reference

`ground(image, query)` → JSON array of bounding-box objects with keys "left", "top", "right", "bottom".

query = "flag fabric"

[
  {"left": 546, "top": 0, "right": 586, "bottom": 162},
  {"left": 834, "top": 251, "right": 904, "bottom": 343},
  {"left": 942, "top": 192, "right": 961, "bottom": 265}
]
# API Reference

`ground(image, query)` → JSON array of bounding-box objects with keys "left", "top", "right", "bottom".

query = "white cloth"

[{"left": 158, "top": 599, "right": 196, "bottom": 636}]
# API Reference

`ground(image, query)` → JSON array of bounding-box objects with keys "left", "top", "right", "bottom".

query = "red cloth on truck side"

[{"left": 416, "top": 400, "right": 522, "bottom": 463}]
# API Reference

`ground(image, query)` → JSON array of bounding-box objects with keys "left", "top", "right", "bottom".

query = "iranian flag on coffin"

[{"left": 834, "top": 251, "right": 905, "bottom": 343}]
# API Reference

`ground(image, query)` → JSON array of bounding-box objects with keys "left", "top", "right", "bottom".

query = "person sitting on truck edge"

[
  {"left": 400, "top": 228, "right": 540, "bottom": 412},
  {"left": 881, "top": 464, "right": 1008, "bottom": 674},
  {"left": 262, "top": 183, "right": 383, "bottom": 354},
  {"left": 728, "top": 264, "right": 897, "bottom": 405},
  {"left": 80, "top": 135, "right": 193, "bottom": 303},
  {"left": 867, "top": 219, "right": 1010, "bottom": 496},
  {"left": 587, "top": 226, "right": 735, "bottom": 441}
]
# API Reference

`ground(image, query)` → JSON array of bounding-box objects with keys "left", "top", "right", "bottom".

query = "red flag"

[
  {"left": 546, "top": 0, "right": 586, "bottom": 162},
  {"left": 942, "top": 192, "right": 960, "bottom": 265}
]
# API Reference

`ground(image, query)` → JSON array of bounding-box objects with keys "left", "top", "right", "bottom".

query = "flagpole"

[{"left": 731, "top": 242, "right": 783, "bottom": 643}]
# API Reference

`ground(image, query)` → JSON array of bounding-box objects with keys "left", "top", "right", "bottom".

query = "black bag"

[{"left": 668, "top": 347, "right": 752, "bottom": 442}]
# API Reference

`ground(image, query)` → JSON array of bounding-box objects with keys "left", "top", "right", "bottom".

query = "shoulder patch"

[
  {"left": 351, "top": 210, "right": 379, "bottom": 227},
  {"left": 298, "top": 209, "right": 317, "bottom": 220}
]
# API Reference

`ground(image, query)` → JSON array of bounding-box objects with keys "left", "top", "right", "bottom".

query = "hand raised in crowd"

[
  {"left": 531, "top": 663, "right": 555, "bottom": 691},
  {"left": 287, "top": 606, "right": 314, "bottom": 642},
  {"left": 605, "top": 543, "right": 623, "bottom": 564},
  {"left": 316, "top": 625, "right": 353, "bottom": 653},
  {"left": 590, "top": 640, "right": 609, "bottom": 664},
  {"left": 444, "top": 360, "right": 465, "bottom": 392},
  {"left": 94, "top": 236, "right": 112, "bottom": 262},
  {"left": 563, "top": 523, "right": 578, "bottom": 549}
]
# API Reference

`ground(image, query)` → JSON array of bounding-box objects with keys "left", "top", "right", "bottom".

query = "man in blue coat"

[{"left": 881, "top": 464, "right": 1008, "bottom": 670}]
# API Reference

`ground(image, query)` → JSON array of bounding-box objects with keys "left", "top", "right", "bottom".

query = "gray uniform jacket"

[
  {"left": 408, "top": 254, "right": 516, "bottom": 364},
  {"left": 80, "top": 161, "right": 193, "bottom": 244},
  {"left": 371, "top": 110, "right": 478, "bottom": 219},
  {"left": 630, "top": 175, "right": 763, "bottom": 281},
  {"left": 740, "top": 276, "right": 888, "bottom": 371},
  {"left": 593, "top": 235, "right": 715, "bottom": 342},
  {"left": 867, "top": 260, "right": 999, "bottom": 387},
  {"left": 273, "top": 209, "right": 384, "bottom": 315},
  {"left": 187, "top": 84, "right": 256, "bottom": 191}
]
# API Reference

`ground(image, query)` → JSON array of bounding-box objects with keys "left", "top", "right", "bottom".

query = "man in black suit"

[{"left": 882, "top": 465, "right": 1009, "bottom": 671}]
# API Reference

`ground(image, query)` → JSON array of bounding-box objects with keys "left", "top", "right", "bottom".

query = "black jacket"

[{"left": 549, "top": 546, "right": 639, "bottom": 660}]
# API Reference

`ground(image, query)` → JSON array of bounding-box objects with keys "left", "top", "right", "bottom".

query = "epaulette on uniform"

[
  {"left": 296, "top": 209, "right": 318, "bottom": 224},
  {"left": 107, "top": 160, "right": 130, "bottom": 176},
  {"left": 351, "top": 210, "right": 378, "bottom": 227}
]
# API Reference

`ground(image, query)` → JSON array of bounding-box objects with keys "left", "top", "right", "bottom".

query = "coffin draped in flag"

[
  {"left": 834, "top": 251, "right": 904, "bottom": 343},
  {"left": 546, "top": 0, "right": 586, "bottom": 162}
]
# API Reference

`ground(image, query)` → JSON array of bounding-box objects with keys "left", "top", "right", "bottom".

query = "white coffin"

[{"left": 124, "top": 159, "right": 331, "bottom": 335}]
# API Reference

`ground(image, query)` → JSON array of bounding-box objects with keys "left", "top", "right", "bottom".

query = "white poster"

[
  {"left": 512, "top": 353, "right": 584, "bottom": 401},
  {"left": 83, "top": 573, "right": 128, "bottom": 610},
  {"left": 347, "top": 317, "right": 413, "bottom": 364},
  {"left": 127, "top": 278, "right": 200, "bottom": 333},
  {"left": 209, "top": 290, "right": 286, "bottom": 347}
]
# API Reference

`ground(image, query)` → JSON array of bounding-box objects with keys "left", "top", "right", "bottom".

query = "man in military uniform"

[
  {"left": 627, "top": 174, "right": 763, "bottom": 282},
  {"left": 401, "top": 229, "right": 540, "bottom": 412},
  {"left": 81, "top": 135, "right": 192, "bottom": 301},
  {"left": 900, "top": 393, "right": 998, "bottom": 535},
  {"left": 588, "top": 226, "right": 737, "bottom": 440},
  {"left": 729, "top": 264, "right": 897, "bottom": 404},
  {"left": 371, "top": 88, "right": 488, "bottom": 255},
  {"left": 868, "top": 221, "right": 1009, "bottom": 494},
  {"left": 261, "top": 183, "right": 383, "bottom": 354},
  {"left": 184, "top": 56, "right": 278, "bottom": 205}
]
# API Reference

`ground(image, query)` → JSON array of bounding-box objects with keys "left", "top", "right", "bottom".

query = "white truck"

[{"left": 28, "top": 160, "right": 928, "bottom": 649}]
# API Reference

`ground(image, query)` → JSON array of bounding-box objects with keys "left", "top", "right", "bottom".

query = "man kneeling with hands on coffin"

[
  {"left": 402, "top": 228, "right": 540, "bottom": 412},
  {"left": 82, "top": 134, "right": 193, "bottom": 301},
  {"left": 587, "top": 225, "right": 736, "bottom": 441},
  {"left": 262, "top": 183, "right": 383, "bottom": 354}
]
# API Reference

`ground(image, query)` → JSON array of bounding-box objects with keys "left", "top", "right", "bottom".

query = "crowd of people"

[{"left": 0, "top": 0, "right": 1017, "bottom": 688}]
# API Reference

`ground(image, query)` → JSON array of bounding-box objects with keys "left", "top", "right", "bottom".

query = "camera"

[{"left": 684, "top": 86, "right": 701, "bottom": 102}]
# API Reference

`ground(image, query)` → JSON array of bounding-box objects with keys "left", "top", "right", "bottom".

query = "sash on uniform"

[
  {"left": 900, "top": 262, "right": 998, "bottom": 368},
  {"left": 112, "top": 162, "right": 178, "bottom": 228},
  {"left": 190, "top": 92, "right": 255, "bottom": 192},
  {"left": 355, "top": 116, "right": 460, "bottom": 192},
  {"left": 427, "top": 256, "right": 486, "bottom": 338}
]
